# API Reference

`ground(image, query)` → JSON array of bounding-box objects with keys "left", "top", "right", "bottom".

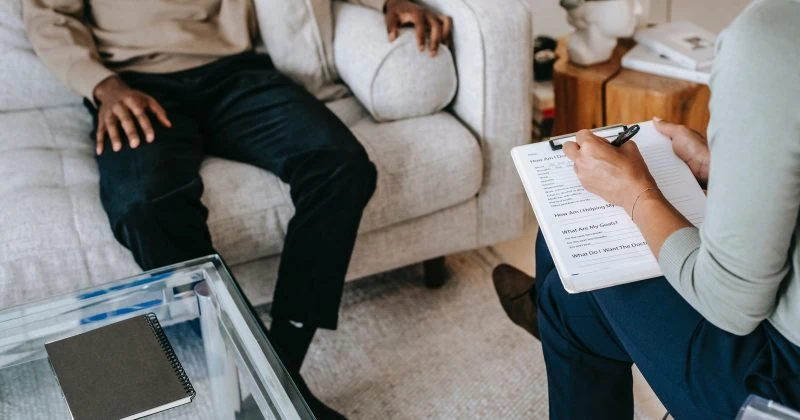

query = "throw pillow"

[{"left": 333, "top": 2, "right": 457, "bottom": 122}]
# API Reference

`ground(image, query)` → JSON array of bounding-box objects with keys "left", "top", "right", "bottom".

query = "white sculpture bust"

[{"left": 562, "top": 0, "right": 646, "bottom": 66}]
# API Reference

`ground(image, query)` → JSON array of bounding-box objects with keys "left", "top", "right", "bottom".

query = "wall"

[
  {"left": 531, "top": 0, "right": 753, "bottom": 37},
  {"left": 668, "top": 0, "right": 753, "bottom": 33},
  {"left": 529, "top": 0, "right": 571, "bottom": 40}
]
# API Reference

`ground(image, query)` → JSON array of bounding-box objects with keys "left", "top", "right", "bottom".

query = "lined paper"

[{"left": 511, "top": 122, "right": 707, "bottom": 292}]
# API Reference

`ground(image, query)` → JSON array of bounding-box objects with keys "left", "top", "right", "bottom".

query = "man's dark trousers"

[
  {"left": 533, "top": 232, "right": 800, "bottom": 419},
  {"left": 87, "top": 53, "right": 377, "bottom": 330}
]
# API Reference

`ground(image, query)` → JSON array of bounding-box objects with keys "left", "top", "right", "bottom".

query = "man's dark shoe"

[
  {"left": 291, "top": 373, "right": 347, "bottom": 420},
  {"left": 266, "top": 319, "right": 347, "bottom": 419},
  {"left": 492, "top": 264, "right": 540, "bottom": 339}
]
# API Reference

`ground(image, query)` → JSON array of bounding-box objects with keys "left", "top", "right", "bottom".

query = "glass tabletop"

[{"left": 0, "top": 256, "right": 313, "bottom": 420}]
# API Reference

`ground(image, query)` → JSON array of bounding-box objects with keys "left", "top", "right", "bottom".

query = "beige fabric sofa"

[{"left": 0, "top": 0, "right": 532, "bottom": 309}]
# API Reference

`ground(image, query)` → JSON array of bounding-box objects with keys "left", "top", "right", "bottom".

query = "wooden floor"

[{"left": 492, "top": 214, "right": 670, "bottom": 420}]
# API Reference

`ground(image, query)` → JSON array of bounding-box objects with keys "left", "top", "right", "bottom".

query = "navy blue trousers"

[
  {"left": 87, "top": 53, "right": 377, "bottom": 330},
  {"left": 534, "top": 231, "right": 800, "bottom": 419}
]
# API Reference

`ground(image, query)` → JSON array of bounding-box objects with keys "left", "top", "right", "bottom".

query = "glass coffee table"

[{"left": 0, "top": 256, "right": 313, "bottom": 420}]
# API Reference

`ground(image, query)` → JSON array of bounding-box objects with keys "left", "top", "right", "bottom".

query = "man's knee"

[{"left": 316, "top": 139, "right": 378, "bottom": 205}]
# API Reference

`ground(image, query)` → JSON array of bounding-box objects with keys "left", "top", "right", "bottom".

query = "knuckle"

[{"left": 129, "top": 100, "right": 145, "bottom": 112}]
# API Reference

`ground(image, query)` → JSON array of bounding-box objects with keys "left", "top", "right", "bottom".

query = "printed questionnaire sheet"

[{"left": 511, "top": 122, "right": 706, "bottom": 292}]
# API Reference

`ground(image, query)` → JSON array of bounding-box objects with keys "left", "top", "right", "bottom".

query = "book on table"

[
  {"left": 634, "top": 21, "right": 717, "bottom": 70},
  {"left": 45, "top": 313, "right": 195, "bottom": 420},
  {"left": 511, "top": 122, "right": 707, "bottom": 293},
  {"left": 622, "top": 44, "right": 711, "bottom": 85}
]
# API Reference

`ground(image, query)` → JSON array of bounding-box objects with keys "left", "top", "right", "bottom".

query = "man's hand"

[
  {"left": 384, "top": 0, "right": 452, "bottom": 57},
  {"left": 653, "top": 118, "right": 710, "bottom": 187},
  {"left": 92, "top": 75, "right": 171, "bottom": 155}
]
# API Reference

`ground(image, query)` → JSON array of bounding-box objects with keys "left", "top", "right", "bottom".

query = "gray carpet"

[
  {"left": 265, "top": 248, "right": 654, "bottom": 419},
  {"left": 279, "top": 248, "right": 550, "bottom": 419}
]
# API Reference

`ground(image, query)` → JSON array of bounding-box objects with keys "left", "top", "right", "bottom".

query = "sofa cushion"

[
  {"left": 0, "top": 98, "right": 481, "bottom": 307},
  {"left": 333, "top": 2, "right": 457, "bottom": 122},
  {"left": 0, "top": 0, "right": 82, "bottom": 112}
]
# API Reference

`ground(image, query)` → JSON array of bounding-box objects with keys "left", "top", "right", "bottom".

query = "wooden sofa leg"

[{"left": 423, "top": 257, "right": 448, "bottom": 289}]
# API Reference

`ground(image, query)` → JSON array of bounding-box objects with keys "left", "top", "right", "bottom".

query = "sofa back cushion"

[
  {"left": 252, "top": 0, "right": 350, "bottom": 102},
  {"left": 0, "top": 0, "right": 82, "bottom": 112}
]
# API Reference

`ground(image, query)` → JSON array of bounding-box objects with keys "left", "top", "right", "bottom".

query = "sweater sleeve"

[
  {"left": 23, "top": 0, "right": 115, "bottom": 103},
  {"left": 658, "top": 0, "right": 800, "bottom": 336}
]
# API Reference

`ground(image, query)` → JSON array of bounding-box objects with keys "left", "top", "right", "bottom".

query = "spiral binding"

[{"left": 145, "top": 313, "right": 196, "bottom": 399}]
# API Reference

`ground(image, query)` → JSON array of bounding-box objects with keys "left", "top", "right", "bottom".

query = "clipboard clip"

[{"left": 548, "top": 124, "right": 627, "bottom": 151}]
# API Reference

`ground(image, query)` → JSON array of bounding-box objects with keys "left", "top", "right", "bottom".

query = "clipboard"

[
  {"left": 548, "top": 125, "right": 627, "bottom": 151},
  {"left": 512, "top": 121, "right": 707, "bottom": 293}
]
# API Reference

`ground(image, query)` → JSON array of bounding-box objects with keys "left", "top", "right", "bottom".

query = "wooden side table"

[{"left": 553, "top": 37, "right": 710, "bottom": 136}]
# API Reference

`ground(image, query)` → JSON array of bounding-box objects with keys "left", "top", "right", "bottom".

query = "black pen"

[{"left": 610, "top": 125, "right": 640, "bottom": 147}]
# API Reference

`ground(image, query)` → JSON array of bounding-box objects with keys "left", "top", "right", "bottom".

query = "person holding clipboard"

[{"left": 493, "top": 0, "right": 800, "bottom": 418}]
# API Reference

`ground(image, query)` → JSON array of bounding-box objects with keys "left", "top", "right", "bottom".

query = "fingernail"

[
  {"left": 653, "top": 116, "right": 662, "bottom": 122},
  {"left": 147, "top": 135, "right": 155, "bottom": 142}
]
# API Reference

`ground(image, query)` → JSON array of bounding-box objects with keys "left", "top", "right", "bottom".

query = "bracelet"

[{"left": 630, "top": 187, "right": 657, "bottom": 223}]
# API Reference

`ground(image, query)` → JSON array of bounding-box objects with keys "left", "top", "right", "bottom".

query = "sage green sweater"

[{"left": 659, "top": 0, "right": 800, "bottom": 347}]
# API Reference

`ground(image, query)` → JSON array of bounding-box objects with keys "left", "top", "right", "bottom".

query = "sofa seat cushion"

[
  {"left": 0, "top": 98, "right": 481, "bottom": 308},
  {"left": 196, "top": 97, "right": 484, "bottom": 264}
]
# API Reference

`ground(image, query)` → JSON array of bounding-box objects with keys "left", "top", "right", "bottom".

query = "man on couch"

[{"left": 23, "top": 0, "right": 451, "bottom": 417}]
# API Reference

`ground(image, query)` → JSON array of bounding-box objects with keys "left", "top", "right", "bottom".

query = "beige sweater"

[{"left": 23, "top": 0, "right": 386, "bottom": 101}]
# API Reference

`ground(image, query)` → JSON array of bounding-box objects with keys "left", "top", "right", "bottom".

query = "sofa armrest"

[{"left": 418, "top": 0, "right": 533, "bottom": 246}]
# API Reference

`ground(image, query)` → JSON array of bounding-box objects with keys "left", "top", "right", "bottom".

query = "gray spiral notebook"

[{"left": 45, "top": 313, "right": 196, "bottom": 420}]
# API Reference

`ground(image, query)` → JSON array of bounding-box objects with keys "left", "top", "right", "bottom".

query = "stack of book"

[
  {"left": 531, "top": 81, "right": 555, "bottom": 141},
  {"left": 623, "top": 21, "right": 716, "bottom": 85}
]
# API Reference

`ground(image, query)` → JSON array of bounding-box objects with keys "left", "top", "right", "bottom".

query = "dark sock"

[{"left": 269, "top": 318, "right": 347, "bottom": 420}]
